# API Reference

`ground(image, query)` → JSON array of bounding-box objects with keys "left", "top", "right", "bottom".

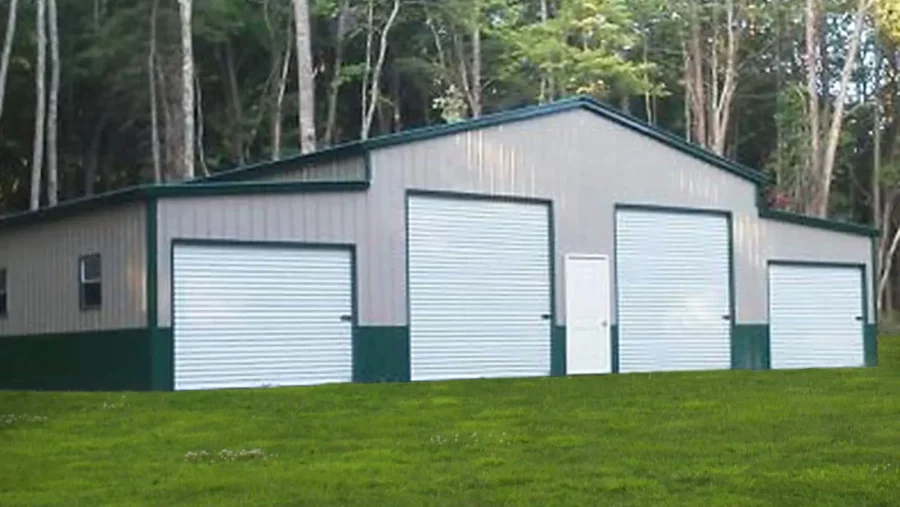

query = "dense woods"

[{"left": 0, "top": 0, "right": 899, "bottom": 310}]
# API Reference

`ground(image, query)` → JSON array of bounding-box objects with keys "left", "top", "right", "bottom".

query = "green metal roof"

[{"left": 0, "top": 96, "right": 878, "bottom": 238}]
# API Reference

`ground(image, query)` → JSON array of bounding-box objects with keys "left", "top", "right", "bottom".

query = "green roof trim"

[
  {"left": 759, "top": 208, "right": 878, "bottom": 238},
  {"left": 193, "top": 96, "right": 772, "bottom": 186},
  {"left": 0, "top": 181, "right": 369, "bottom": 230}
]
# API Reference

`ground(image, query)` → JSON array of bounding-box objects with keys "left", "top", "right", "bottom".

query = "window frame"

[{"left": 79, "top": 253, "right": 102, "bottom": 311}]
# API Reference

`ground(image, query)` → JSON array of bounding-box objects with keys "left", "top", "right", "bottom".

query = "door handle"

[
  {"left": 721, "top": 315, "right": 732, "bottom": 321},
  {"left": 599, "top": 320, "right": 608, "bottom": 328},
  {"left": 541, "top": 314, "right": 552, "bottom": 320},
  {"left": 855, "top": 316, "right": 864, "bottom": 322},
  {"left": 339, "top": 315, "right": 353, "bottom": 323}
]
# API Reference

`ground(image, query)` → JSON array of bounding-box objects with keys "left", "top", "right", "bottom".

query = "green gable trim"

[
  {"left": 0, "top": 181, "right": 369, "bottom": 230},
  {"left": 731, "top": 324, "right": 770, "bottom": 370},
  {"left": 193, "top": 96, "right": 770, "bottom": 187},
  {"left": 354, "top": 326, "right": 410, "bottom": 383},
  {"left": 759, "top": 208, "right": 878, "bottom": 238},
  {"left": 0, "top": 328, "right": 151, "bottom": 391},
  {"left": 194, "top": 144, "right": 369, "bottom": 183}
]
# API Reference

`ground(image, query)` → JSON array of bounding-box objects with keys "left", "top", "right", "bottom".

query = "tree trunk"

[
  {"left": 361, "top": 0, "right": 400, "bottom": 140},
  {"left": 30, "top": 0, "right": 47, "bottom": 210},
  {"left": 324, "top": 0, "right": 348, "bottom": 145},
  {"left": 195, "top": 73, "right": 208, "bottom": 177},
  {"left": 470, "top": 20, "right": 482, "bottom": 117},
  {"left": 539, "top": 0, "right": 550, "bottom": 102},
  {"left": 177, "top": 0, "right": 195, "bottom": 180},
  {"left": 292, "top": 0, "right": 316, "bottom": 153},
  {"left": 149, "top": 0, "right": 161, "bottom": 183},
  {"left": 813, "top": 0, "right": 870, "bottom": 217},
  {"left": 804, "top": 0, "right": 822, "bottom": 215},
  {"left": 0, "top": 0, "right": 19, "bottom": 123},
  {"left": 688, "top": 0, "right": 707, "bottom": 147},
  {"left": 46, "top": 0, "right": 59, "bottom": 206},
  {"left": 222, "top": 41, "right": 246, "bottom": 164},
  {"left": 272, "top": 21, "right": 292, "bottom": 160},
  {"left": 361, "top": 0, "right": 373, "bottom": 137}
]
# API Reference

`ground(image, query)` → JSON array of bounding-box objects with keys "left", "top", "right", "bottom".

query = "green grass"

[{"left": 4, "top": 341, "right": 900, "bottom": 506}]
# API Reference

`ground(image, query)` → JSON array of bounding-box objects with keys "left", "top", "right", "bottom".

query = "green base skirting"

[
  {"left": 152, "top": 328, "right": 174, "bottom": 391},
  {"left": 0, "top": 328, "right": 151, "bottom": 391},
  {"left": 355, "top": 326, "right": 410, "bottom": 383},
  {"left": 551, "top": 327, "right": 566, "bottom": 376},
  {"left": 865, "top": 324, "right": 878, "bottom": 367},
  {"left": 731, "top": 324, "right": 770, "bottom": 370}
]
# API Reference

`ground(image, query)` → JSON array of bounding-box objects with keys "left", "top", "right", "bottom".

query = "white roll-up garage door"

[
  {"left": 769, "top": 263, "right": 864, "bottom": 369},
  {"left": 616, "top": 208, "right": 732, "bottom": 373},
  {"left": 173, "top": 242, "right": 353, "bottom": 390},
  {"left": 408, "top": 195, "right": 552, "bottom": 381}
]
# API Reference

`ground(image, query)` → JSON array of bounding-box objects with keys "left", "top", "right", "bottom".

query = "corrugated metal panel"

[
  {"left": 173, "top": 243, "right": 353, "bottom": 390},
  {"left": 372, "top": 108, "right": 761, "bottom": 325},
  {"left": 407, "top": 195, "right": 551, "bottom": 381},
  {"left": 616, "top": 209, "right": 732, "bottom": 372},
  {"left": 0, "top": 203, "right": 146, "bottom": 335},
  {"left": 769, "top": 264, "right": 864, "bottom": 369},
  {"left": 757, "top": 218, "right": 874, "bottom": 324},
  {"left": 245, "top": 156, "right": 366, "bottom": 183}
]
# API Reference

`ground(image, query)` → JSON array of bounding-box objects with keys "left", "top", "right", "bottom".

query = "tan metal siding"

[
  {"left": 0, "top": 203, "right": 147, "bottom": 335},
  {"left": 157, "top": 191, "right": 404, "bottom": 327},
  {"left": 240, "top": 156, "right": 366, "bottom": 183},
  {"left": 156, "top": 108, "right": 872, "bottom": 327},
  {"left": 371, "top": 109, "right": 760, "bottom": 325},
  {"left": 756, "top": 219, "right": 873, "bottom": 323}
]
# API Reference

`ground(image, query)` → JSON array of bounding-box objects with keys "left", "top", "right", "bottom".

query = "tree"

[
  {"left": 178, "top": 0, "right": 195, "bottom": 180},
  {"left": 31, "top": 0, "right": 47, "bottom": 210},
  {"left": 149, "top": 0, "right": 161, "bottom": 183},
  {"left": 0, "top": 0, "right": 19, "bottom": 123},
  {"left": 803, "top": 0, "right": 872, "bottom": 217},
  {"left": 679, "top": 0, "right": 743, "bottom": 155},
  {"left": 293, "top": 0, "right": 316, "bottom": 153},
  {"left": 360, "top": 0, "right": 401, "bottom": 140},
  {"left": 47, "top": 0, "right": 59, "bottom": 206}
]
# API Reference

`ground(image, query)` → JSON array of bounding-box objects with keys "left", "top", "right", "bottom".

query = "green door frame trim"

[
  {"left": 404, "top": 189, "right": 557, "bottom": 377},
  {"left": 167, "top": 237, "right": 359, "bottom": 390},
  {"left": 766, "top": 260, "right": 869, "bottom": 367},
  {"left": 613, "top": 203, "right": 737, "bottom": 372}
]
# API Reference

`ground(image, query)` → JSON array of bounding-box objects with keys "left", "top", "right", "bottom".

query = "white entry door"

[{"left": 565, "top": 254, "right": 612, "bottom": 375}]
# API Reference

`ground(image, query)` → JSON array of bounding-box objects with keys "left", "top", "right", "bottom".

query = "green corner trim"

[
  {"left": 146, "top": 198, "right": 170, "bottom": 391},
  {"left": 354, "top": 326, "right": 410, "bottom": 382},
  {"left": 0, "top": 329, "right": 152, "bottom": 390},
  {"left": 731, "top": 324, "right": 770, "bottom": 370}
]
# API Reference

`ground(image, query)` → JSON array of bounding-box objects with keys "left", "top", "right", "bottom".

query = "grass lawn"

[{"left": 3, "top": 341, "right": 900, "bottom": 506}]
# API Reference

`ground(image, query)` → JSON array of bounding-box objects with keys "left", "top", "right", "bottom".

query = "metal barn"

[{"left": 0, "top": 97, "right": 878, "bottom": 391}]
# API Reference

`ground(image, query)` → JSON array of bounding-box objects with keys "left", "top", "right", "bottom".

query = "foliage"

[
  {"left": 1, "top": 335, "right": 900, "bottom": 505},
  {"left": 876, "top": 0, "right": 900, "bottom": 41}
]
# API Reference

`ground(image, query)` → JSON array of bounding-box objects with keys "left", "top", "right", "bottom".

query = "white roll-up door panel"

[
  {"left": 408, "top": 195, "right": 551, "bottom": 381},
  {"left": 769, "top": 264, "right": 864, "bottom": 369},
  {"left": 616, "top": 209, "right": 732, "bottom": 373},
  {"left": 173, "top": 243, "right": 353, "bottom": 390}
]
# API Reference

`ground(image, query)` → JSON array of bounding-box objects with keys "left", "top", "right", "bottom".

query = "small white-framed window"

[{"left": 79, "top": 254, "right": 102, "bottom": 310}]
